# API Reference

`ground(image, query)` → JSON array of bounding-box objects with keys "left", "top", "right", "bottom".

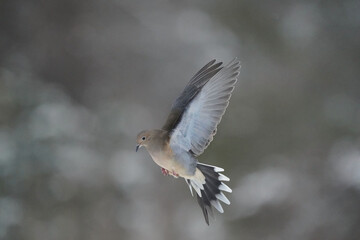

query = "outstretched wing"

[
  {"left": 169, "top": 59, "right": 240, "bottom": 156},
  {"left": 162, "top": 60, "right": 223, "bottom": 132}
]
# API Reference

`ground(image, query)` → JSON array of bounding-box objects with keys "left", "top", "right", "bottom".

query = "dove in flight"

[{"left": 136, "top": 58, "right": 240, "bottom": 224}]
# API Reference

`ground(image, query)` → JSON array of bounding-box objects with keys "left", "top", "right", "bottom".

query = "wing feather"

[
  {"left": 162, "top": 60, "right": 223, "bottom": 132},
  {"left": 170, "top": 58, "right": 240, "bottom": 156}
]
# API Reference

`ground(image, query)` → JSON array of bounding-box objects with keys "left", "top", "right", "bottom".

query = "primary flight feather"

[{"left": 136, "top": 58, "right": 241, "bottom": 225}]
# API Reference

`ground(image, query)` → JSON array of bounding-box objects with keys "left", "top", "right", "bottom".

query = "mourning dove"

[{"left": 136, "top": 59, "right": 240, "bottom": 225}]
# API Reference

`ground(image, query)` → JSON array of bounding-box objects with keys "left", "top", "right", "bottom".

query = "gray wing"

[
  {"left": 170, "top": 59, "right": 240, "bottom": 156},
  {"left": 162, "top": 60, "right": 223, "bottom": 132}
]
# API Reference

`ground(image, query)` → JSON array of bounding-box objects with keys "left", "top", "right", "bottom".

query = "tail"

[{"left": 185, "top": 163, "right": 232, "bottom": 225}]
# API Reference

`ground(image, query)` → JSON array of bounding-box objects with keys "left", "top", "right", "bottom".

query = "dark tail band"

[{"left": 186, "top": 163, "right": 232, "bottom": 225}]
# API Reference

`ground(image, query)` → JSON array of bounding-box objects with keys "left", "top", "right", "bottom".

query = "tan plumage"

[{"left": 136, "top": 59, "right": 240, "bottom": 224}]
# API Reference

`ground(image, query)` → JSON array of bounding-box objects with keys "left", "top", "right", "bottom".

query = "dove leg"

[
  {"left": 171, "top": 170, "right": 179, "bottom": 177},
  {"left": 161, "top": 168, "right": 170, "bottom": 176}
]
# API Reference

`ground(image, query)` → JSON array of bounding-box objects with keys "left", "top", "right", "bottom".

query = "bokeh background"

[{"left": 1, "top": 0, "right": 360, "bottom": 239}]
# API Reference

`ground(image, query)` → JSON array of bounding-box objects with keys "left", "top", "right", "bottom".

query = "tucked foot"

[
  {"left": 161, "top": 168, "right": 170, "bottom": 176},
  {"left": 171, "top": 170, "right": 179, "bottom": 178}
]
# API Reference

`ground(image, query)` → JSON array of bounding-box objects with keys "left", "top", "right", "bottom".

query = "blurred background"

[{"left": 1, "top": 0, "right": 360, "bottom": 239}]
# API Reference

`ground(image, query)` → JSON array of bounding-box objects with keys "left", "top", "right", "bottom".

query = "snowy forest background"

[{"left": 1, "top": 0, "right": 360, "bottom": 239}]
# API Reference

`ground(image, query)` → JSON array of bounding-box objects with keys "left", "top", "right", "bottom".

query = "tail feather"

[
  {"left": 188, "top": 163, "right": 232, "bottom": 225},
  {"left": 196, "top": 189, "right": 212, "bottom": 225},
  {"left": 219, "top": 182, "right": 232, "bottom": 192},
  {"left": 185, "top": 179, "right": 194, "bottom": 196}
]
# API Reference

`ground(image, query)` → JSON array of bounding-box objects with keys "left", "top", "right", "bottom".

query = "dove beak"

[{"left": 135, "top": 144, "right": 140, "bottom": 152}]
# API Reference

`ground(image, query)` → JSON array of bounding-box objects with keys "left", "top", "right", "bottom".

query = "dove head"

[
  {"left": 136, "top": 130, "right": 151, "bottom": 150},
  {"left": 136, "top": 129, "right": 168, "bottom": 152}
]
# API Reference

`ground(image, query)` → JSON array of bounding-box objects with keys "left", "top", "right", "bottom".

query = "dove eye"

[{"left": 141, "top": 136, "right": 146, "bottom": 141}]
